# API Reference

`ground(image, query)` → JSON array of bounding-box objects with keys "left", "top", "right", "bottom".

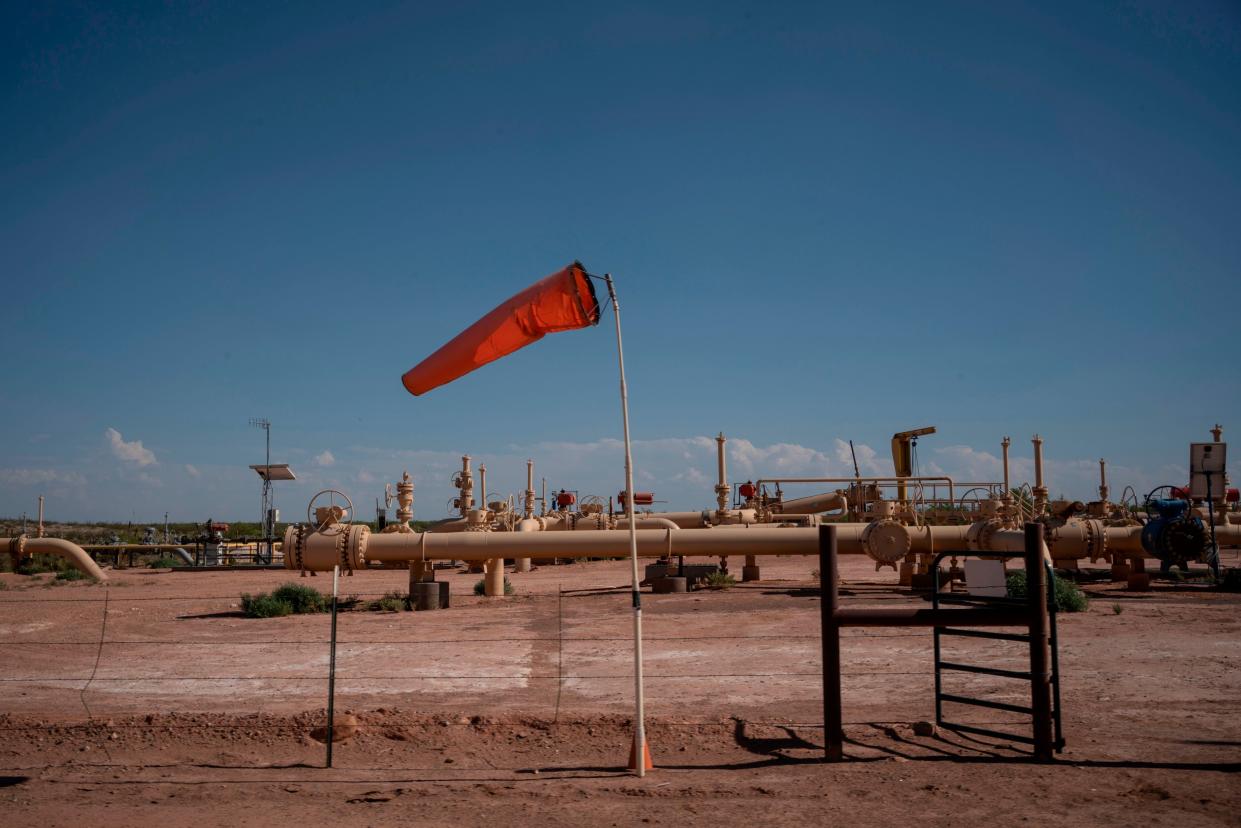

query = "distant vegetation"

[{"left": 0, "top": 518, "right": 435, "bottom": 546}]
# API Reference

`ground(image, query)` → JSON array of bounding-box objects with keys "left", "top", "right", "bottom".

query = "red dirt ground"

[{"left": 1, "top": 552, "right": 1238, "bottom": 826}]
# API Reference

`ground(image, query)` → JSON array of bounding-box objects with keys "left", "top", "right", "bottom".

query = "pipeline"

[
  {"left": 6, "top": 536, "right": 108, "bottom": 581},
  {"left": 281, "top": 518, "right": 1241, "bottom": 573},
  {"left": 775, "top": 490, "right": 848, "bottom": 515}
]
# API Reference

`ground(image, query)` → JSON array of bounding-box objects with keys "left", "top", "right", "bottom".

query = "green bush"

[
  {"left": 240, "top": 592, "right": 293, "bottom": 618},
  {"left": 1006, "top": 570, "right": 1089, "bottom": 613},
  {"left": 55, "top": 568, "right": 91, "bottom": 582},
  {"left": 369, "top": 591, "right": 407, "bottom": 612},
  {"left": 270, "top": 582, "right": 328, "bottom": 614},
  {"left": 474, "top": 578, "right": 514, "bottom": 596},
  {"left": 240, "top": 582, "right": 328, "bottom": 618},
  {"left": 15, "top": 554, "right": 70, "bottom": 576},
  {"left": 148, "top": 556, "right": 182, "bottom": 569},
  {"left": 704, "top": 571, "right": 737, "bottom": 589}
]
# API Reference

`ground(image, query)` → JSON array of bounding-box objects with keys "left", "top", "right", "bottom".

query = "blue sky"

[{"left": 2, "top": 1, "right": 1238, "bottom": 522}]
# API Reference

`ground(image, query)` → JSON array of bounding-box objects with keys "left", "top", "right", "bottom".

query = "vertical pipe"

[
  {"left": 1001, "top": 437, "right": 1011, "bottom": 494},
  {"left": 715, "top": 433, "right": 729, "bottom": 514},
  {"left": 458, "top": 455, "right": 474, "bottom": 516},
  {"left": 1098, "top": 458, "right": 1108, "bottom": 503},
  {"left": 1025, "top": 523, "right": 1053, "bottom": 761},
  {"left": 37, "top": 495, "right": 44, "bottom": 539},
  {"left": 604, "top": 274, "right": 647, "bottom": 778},
  {"left": 525, "top": 459, "right": 535, "bottom": 519},
  {"left": 485, "top": 558, "right": 505, "bottom": 596},
  {"left": 819, "top": 525, "right": 842, "bottom": 761},
  {"left": 326, "top": 564, "right": 339, "bottom": 768},
  {"left": 479, "top": 465, "right": 487, "bottom": 509}
]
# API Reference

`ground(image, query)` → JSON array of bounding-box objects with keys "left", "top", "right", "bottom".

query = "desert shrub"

[
  {"left": 15, "top": 554, "right": 69, "bottom": 576},
  {"left": 148, "top": 556, "right": 182, "bottom": 569},
  {"left": 1006, "top": 571, "right": 1089, "bottom": 613},
  {"left": 369, "top": 591, "right": 407, "bottom": 612},
  {"left": 55, "top": 568, "right": 91, "bottom": 581},
  {"left": 240, "top": 592, "right": 293, "bottom": 618},
  {"left": 474, "top": 578, "right": 514, "bottom": 596},
  {"left": 704, "top": 571, "right": 737, "bottom": 589},
  {"left": 270, "top": 582, "right": 328, "bottom": 614},
  {"left": 240, "top": 583, "right": 327, "bottom": 618}
]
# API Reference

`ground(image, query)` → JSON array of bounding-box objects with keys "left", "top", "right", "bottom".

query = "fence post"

[
  {"left": 1024, "top": 523, "right": 1054, "bottom": 761},
  {"left": 326, "top": 564, "right": 339, "bottom": 768},
  {"left": 819, "top": 524, "right": 842, "bottom": 761}
]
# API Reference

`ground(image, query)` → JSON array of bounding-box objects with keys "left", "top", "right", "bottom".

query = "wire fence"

[{"left": 0, "top": 579, "right": 1047, "bottom": 768}]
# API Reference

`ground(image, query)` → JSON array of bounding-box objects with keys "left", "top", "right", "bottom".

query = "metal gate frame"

[{"left": 931, "top": 551, "right": 1065, "bottom": 754}]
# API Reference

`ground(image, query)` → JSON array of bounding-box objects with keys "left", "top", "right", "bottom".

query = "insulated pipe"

[
  {"left": 524, "top": 460, "right": 535, "bottom": 520},
  {"left": 479, "top": 465, "right": 487, "bottom": 508},
  {"left": 615, "top": 517, "right": 682, "bottom": 531},
  {"left": 776, "top": 490, "right": 848, "bottom": 515},
  {"left": 1001, "top": 437, "right": 1011, "bottom": 494},
  {"left": 515, "top": 460, "right": 534, "bottom": 571},
  {"left": 715, "top": 432, "right": 729, "bottom": 513},
  {"left": 633, "top": 511, "right": 712, "bottom": 529},
  {"left": 1032, "top": 435, "right": 1047, "bottom": 516},
  {"left": 1099, "top": 459, "right": 1109, "bottom": 503},
  {"left": 756, "top": 477, "right": 958, "bottom": 506},
  {"left": 6, "top": 537, "right": 107, "bottom": 581},
  {"left": 285, "top": 518, "right": 1241, "bottom": 572}
]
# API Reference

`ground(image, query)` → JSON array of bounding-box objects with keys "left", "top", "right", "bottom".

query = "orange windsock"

[{"left": 402, "top": 262, "right": 601, "bottom": 396}]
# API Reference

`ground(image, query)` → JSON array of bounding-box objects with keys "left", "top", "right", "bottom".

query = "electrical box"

[{"left": 1189, "top": 442, "right": 1227, "bottom": 500}]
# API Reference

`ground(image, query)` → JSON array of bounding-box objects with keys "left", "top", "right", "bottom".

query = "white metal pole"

[{"left": 603, "top": 273, "right": 647, "bottom": 777}]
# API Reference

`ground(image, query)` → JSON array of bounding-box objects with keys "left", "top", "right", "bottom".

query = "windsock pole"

[{"left": 603, "top": 273, "right": 649, "bottom": 777}]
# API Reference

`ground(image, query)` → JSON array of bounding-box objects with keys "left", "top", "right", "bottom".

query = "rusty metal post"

[
  {"left": 1025, "top": 522, "right": 1054, "bottom": 761},
  {"left": 819, "top": 524, "right": 842, "bottom": 761}
]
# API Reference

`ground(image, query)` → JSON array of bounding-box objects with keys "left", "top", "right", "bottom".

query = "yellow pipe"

[
  {"left": 6, "top": 537, "right": 107, "bottom": 581},
  {"left": 776, "top": 491, "right": 848, "bottom": 515},
  {"left": 282, "top": 518, "right": 1241, "bottom": 573}
]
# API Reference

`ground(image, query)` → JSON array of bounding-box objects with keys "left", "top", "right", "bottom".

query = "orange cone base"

[{"left": 627, "top": 739, "right": 654, "bottom": 771}]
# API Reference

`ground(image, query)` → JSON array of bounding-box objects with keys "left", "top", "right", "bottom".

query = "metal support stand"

[
  {"left": 326, "top": 564, "right": 339, "bottom": 768},
  {"left": 818, "top": 526, "right": 843, "bottom": 761}
]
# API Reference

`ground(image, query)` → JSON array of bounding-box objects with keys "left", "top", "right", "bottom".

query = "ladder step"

[
  {"left": 938, "top": 628, "right": 1029, "bottom": 642},
  {"left": 937, "top": 661, "right": 1033, "bottom": 680},
  {"left": 937, "top": 693, "right": 1034, "bottom": 715},
  {"left": 935, "top": 595, "right": 1028, "bottom": 608},
  {"left": 938, "top": 720, "right": 1039, "bottom": 746}
]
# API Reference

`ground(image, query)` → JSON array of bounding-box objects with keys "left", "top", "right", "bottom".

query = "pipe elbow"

[{"left": 18, "top": 538, "right": 108, "bottom": 581}]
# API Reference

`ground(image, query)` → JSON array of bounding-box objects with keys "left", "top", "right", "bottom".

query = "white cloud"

[
  {"left": 185, "top": 464, "right": 201, "bottom": 478},
  {"left": 105, "top": 427, "right": 156, "bottom": 467},
  {"left": 0, "top": 468, "right": 87, "bottom": 486},
  {"left": 357, "top": 470, "right": 376, "bottom": 484},
  {"left": 314, "top": 450, "right": 336, "bottom": 467}
]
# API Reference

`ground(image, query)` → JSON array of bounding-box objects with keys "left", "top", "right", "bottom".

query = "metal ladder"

[{"left": 932, "top": 553, "right": 1065, "bottom": 753}]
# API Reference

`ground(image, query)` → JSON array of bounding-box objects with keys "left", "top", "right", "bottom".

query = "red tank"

[
  {"left": 738, "top": 483, "right": 756, "bottom": 499},
  {"left": 618, "top": 490, "right": 655, "bottom": 506},
  {"left": 556, "top": 491, "right": 576, "bottom": 508}
]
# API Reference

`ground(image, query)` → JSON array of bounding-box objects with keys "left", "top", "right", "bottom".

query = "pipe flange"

[
  {"left": 9, "top": 534, "right": 28, "bottom": 559},
  {"left": 348, "top": 524, "right": 369, "bottom": 570},
  {"left": 966, "top": 519, "right": 1004, "bottom": 552},
  {"left": 861, "top": 519, "right": 911, "bottom": 564},
  {"left": 282, "top": 524, "right": 305, "bottom": 571},
  {"left": 336, "top": 527, "right": 350, "bottom": 573}
]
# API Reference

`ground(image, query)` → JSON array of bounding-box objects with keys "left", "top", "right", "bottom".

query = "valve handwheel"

[{"left": 307, "top": 489, "right": 354, "bottom": 534}]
